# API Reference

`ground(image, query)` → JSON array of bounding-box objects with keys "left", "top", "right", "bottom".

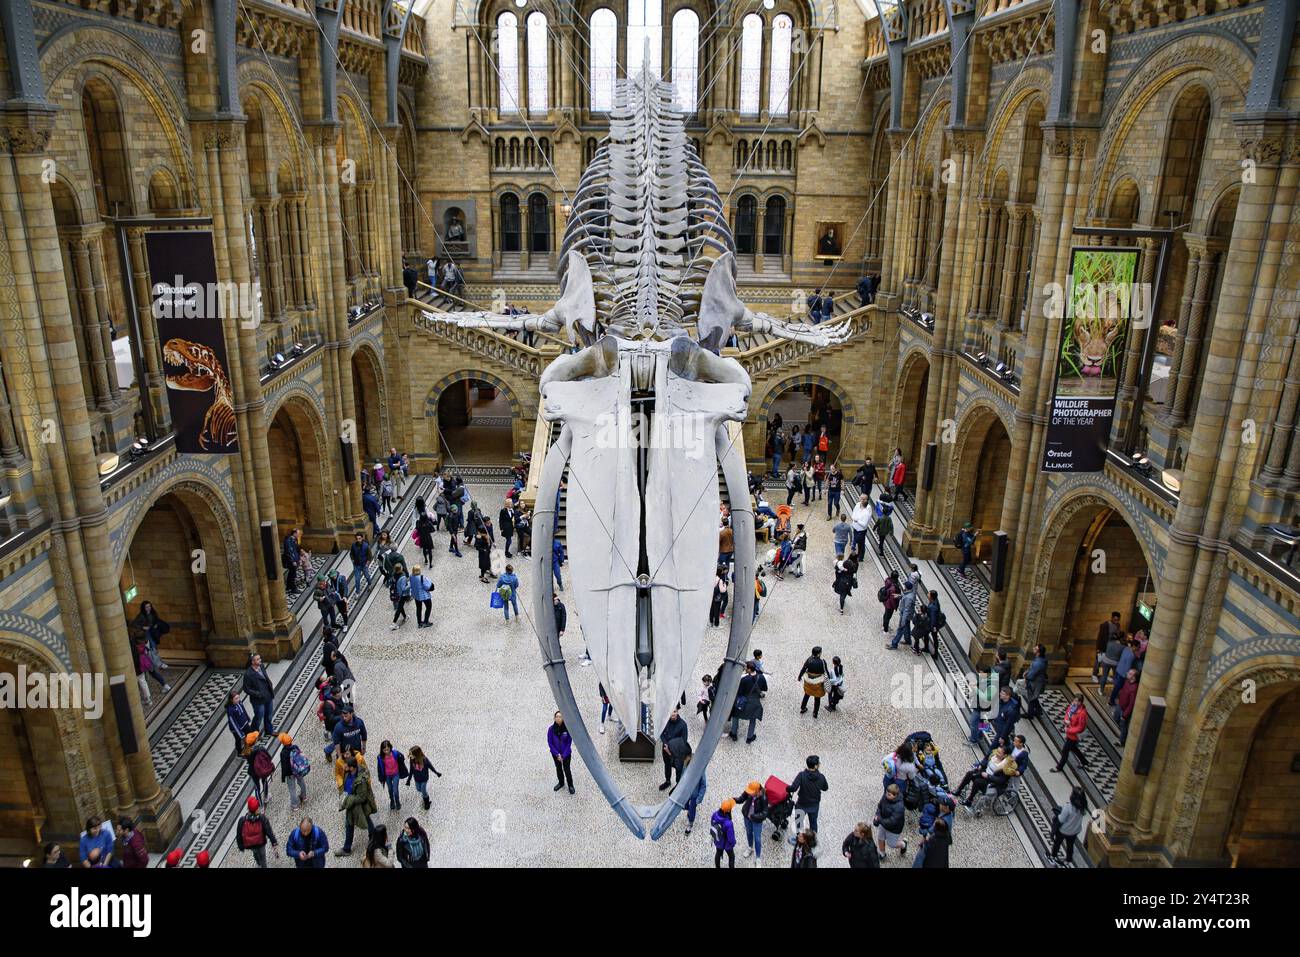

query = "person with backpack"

[
  {"left": 389, "top": 568, "right": 411, "bottom": 631},
  {"left": 797, "top": 647, "right": 832, "bottom": 718},
  {"left": 286, "top": 817, "right": 329, "bottom": 868},
  {"left": 955, "top": 522, "right": 977, "bottom": 576},
  {"left": 375, "top": 740, "right": 409, "bottom": 810},
  {"left": 405, "top": 745, "right": 442, "bottom": 810},
  {"left": 889, "top": 579, "right": 917, "bottom": 650},
  {"left": 879, "top": 570, "right": 901, "bottom": 634},
  {"left": 727, "top": 661, "right": 764, "bottom": 743},
  {"left": 842, "top": 822, "right": 881, "bottom": 868},
  {"left": 409, "top": 564, "right": 434, "bottom": 628},
  {"left": 278, "top": 732, "right": 309, "bottom": 810},
  {"left": 873, "top": 782, "right": 907, "bottom": 857},
  {"left": 914, "top": 590, "right": 945, "bottom": 656},
  {"left": 710, "top": 799, "right": 737, "bottom": 868},
  {"left": 362, "top": 487, "right": 381, "bottom": 538},
  {"left": 380, "top": 473, "right": 396, "bottom": 515},
  {"left": 872, "top": 495, "right": 895, "bottom": 557},
  {"left": 396, "top": 817, "right": 431, "bottom": 869},
  {"left": 349, "top": 532, "right": 373, "bottom": 593},
  {"left": 734, "top": 780, "right": 769, "bottom": 865},
  {"left": 337, "top": 761, "right": 378, "bottom": 857},
  {"left": 881, "top": 740, "right": 919, "bottom": 795},
  {"left": 548, "top": 711, "right": 575, "bottom": 794},
  {"left": 236, "top": 796, "right": 278, "bottom": 868},
  {"left": 496, "top": 565, "right": 521, "bottom": 621},
  {"left": 242, "top": 731, "right": 276, "bottom": 807},
  {"left": 832, "top": 556, "right": 858, "bottom": 614},
  {"left": 787, "top": 755, "right": 829, "bottom": 835}
]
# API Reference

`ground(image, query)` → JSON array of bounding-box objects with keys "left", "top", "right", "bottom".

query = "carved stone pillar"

[
  {"left": 1170, "top": 243, "right": 1220, "bottom": 426},
  {"left": 72, "top": 236, "right": 112, "bottom": 407},
  {"left": 88, "top": 233, "right": 120, "bottom": 402}
]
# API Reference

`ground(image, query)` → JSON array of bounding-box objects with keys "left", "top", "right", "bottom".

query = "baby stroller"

[
  {"left": 905, "top": 730, "right": 948, "bottom": 788},
  {"left": 764, "top": 775, "right": 794, "bottom": 842}
]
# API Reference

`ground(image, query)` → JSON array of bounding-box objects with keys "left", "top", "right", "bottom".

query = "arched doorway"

[
  {"left": 759, "top": 378, "right": 848, "bottom": 474},
  {"left": 763, "top": 195, "right": 786, "bottom": 256},
  {"left": 1037, "top": 497, "right": 1156, "bottom": 671},
  {"left": 950, "top": 409, "right": 1012, "bottom": 555},
  {"left": 350, "top": 349, "right": 385, "bottom": 464},
  {"left": 500, "top": 192, "right": 521, "bottom": 253},
  {"left": 0, "top": 643, "right": 94, "bottom": 858},
  {"left": 898, "top": 354, "right": 930, "bottom": 488},
  {"left": 528, "top": 192, "right": 550, "bottom": 253},
  {"left": 118, "top": 486, "right": 240, "bottom": 672},
  {"left": 436, "top": 378, "right": 516, "bottom": 464},
  {"left": 735, "top": 195, "right": 757, "bottom": 256},
  {"left": 266, "top": 398, "right": 330, "bottom": 550}
]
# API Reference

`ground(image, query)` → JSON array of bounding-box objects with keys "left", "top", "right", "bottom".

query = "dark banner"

[
  {"left": 145, "top": 231, "right": 239, "bottom": 454},
  {"left": 1041, "top": 246, "right": 1141, "bottom": 473}
]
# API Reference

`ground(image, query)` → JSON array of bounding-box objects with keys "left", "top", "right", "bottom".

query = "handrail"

[{"left": 413, "top": 281, "right": 571, "bottom": 349}]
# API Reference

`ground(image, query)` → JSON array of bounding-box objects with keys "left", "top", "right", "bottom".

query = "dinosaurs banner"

[
  {"left": 1041, "top": 246, "right": 1142, "bottom": 472},
  {"left": 144, "top": 231, "right": 240, "bottom": 454}
]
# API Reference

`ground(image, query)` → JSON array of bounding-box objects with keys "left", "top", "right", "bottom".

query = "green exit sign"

[{"left": 123, "top": 585, "right": 138, "bottom": 603}]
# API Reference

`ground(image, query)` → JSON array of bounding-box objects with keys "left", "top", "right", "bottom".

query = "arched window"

[
  {"left": 735, "top": 195, "right": 757, "bottom": 255},
  {"left": 500, "top": 192, "right": 521, "bottom": 252},
  {"left": 739, "top": 15, "right": 763, "bottom": 117},
  {"left": 764, "top": 195, "right": 786, "bottom": 255},
  {"left": 528, "top": 193, "right": 550, "bottom": 253},
  {"left": 497, "top": 12, "right": 520, "bottom": 113},
  {"left": 627, "top": 0, "right": 662, "bottom": 77},
  {"left": 527, "top": 12, "right": 549, "bottom": 114},
  {"left": 671, "top": 9, "right": 699, "bottom": 112},
  {"left": 769, "top": 14, "right": 793, "bottom": 118},
  {"left": 589, "top": 9, "right": 617, "bottom": 112}
]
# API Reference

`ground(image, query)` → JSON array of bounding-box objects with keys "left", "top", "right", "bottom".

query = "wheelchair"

[{"left": 970, "top": 776, "right": 1021, "bottom": 818}]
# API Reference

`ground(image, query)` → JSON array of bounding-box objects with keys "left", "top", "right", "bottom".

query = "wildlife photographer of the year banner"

[
  {"left": 1041, "top": 246, "right": 1141, "bottom": 473},
  {"left": 144, "top": 231, "right": 240, "bottom": 454}
]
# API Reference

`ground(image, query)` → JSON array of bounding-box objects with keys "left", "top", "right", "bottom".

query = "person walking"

[
  {"left": 1115, "top": 669, "right": 1139, "bottom": 746},
  {"left": 236, "top": 796, "right": 278, "bottom": 868},
  {"left": 831, "top": 513, "right": 852, "bottom": 559},
  {"left": 409, "top": 565, "right": 434, "bottom": 628},
  {"left": 405, "top": 745, "right": 442, "bottom": 810},
  {"left": 349, "top": 532, "right": 372, "bottom": 593},
  {"left": 282, "top": 529, "right": 302, "bottom": 592},
  {"left": 832, "top": 556, "right": 858, "bottom": 614},
  {"left": 826, "top": 465, "right": 843, "bottom": 520},
  {"left": 389, "top": 567, "right": 411, "bottom": 631},
  {"left": 286, "top": 817, "right": 329, "bottom": 868},
  {"left": 396, "top": 817, "right": 431, "bottom": 868},
  {"left": 374, "top": 740, "right": 408, "bottom": 811},
  {"left": 955, "top": 522, "right": 977, "bottom": 576},
  {"left": 708, "top": 566, "right": 729, "bottom": 627},
  {"left": 914, "top": 589, "right": 943, "bottom": 656},
  {"left": 850, "top": 494, "right": 872, "bottom": 559},
  {"left": 1048, "top": 787, "right": 1088, "bottom": 866},
  {"left": 548, "top": 711, "right": 575, "bottom": 794},
  {"left": 415, "top": 511, "right": 436, "bottom": 567},
  {"left": 278, "top": 732, "right": 309, "bottom": 811},
  {"left": 242, "top": 731, "right": 276, "bottom": 807},
  {"left": 872, "top": 496, "right": 895, "bottom": 557},
  {"left": 918, "top": 817, "right": 952, "bottom": 868},
  {"left": 225, "top": 690, "right": 253, "bottom": 751},
  {"left": 710, "top": 799, "right": 737, "bottom": 868},
  {"left": 243, "top": 653, "right": 276, "bottom": 737},
  {"left": 826, "top": 656, "right": 846, "bottom": 712},
  {"left": 445, "top": 500, "right": 463, "bottom": 557},
  {"left": 798, "top": 646, "right": 832, "bottom": 717},
  {"left": 735, "top": 780, "right": 769, "bottom": 866},
  {"left": 890, "top": 579, "right": 917, "bottom": 650},
  {"left": 727, "top": 661, "right": 764, "bottom": 743},
  {"left": 787, "top": 755, "right": 829, "bottom": 835},
  {"left": 842, "top": 822, "right": 881, "bottom": 868},
  {"left": 552, "top": 537, "right": 566, "bottom": 592},
  {"left": 683, "top": 766, "right": 707, "bottom": 836},
  {"left": 499, "top": 501, "right": 516, "bottom": 558},
  {"left": 496, "top": 565, "right": 521, "bottom": 621},
  {"left": 337, "top": 761, "right": 378, "bottom": 857},
  {"left": 1051, "top": 693, "right": 1090, "bottom": 773},
  {"left": 475, "top": 530, "right": 494, "bottom": 583},
  {"left": 880, "top": 570, "right": 901, "bottom": 634}
]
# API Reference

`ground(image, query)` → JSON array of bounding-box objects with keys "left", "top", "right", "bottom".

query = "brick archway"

[
  {"left": 941, "top": 401, "right": 1013, "bottom": 543},
  {"left": 424, "top": 370, "right": 524, "bottom": 465}
]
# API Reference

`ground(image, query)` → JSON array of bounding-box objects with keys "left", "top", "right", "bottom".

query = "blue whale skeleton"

[{"left": 423, "top": 62, "right": 851, "bottom": 838}]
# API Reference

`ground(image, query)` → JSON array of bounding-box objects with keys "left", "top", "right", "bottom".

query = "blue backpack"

[{"left": 289, "top": 745, "right": 310, "bottom": 777}]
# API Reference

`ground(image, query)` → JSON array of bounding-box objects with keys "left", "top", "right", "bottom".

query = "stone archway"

[
  {"left": 117, "top": 482, "right": 243, "bottom": 666},
  {"left": 1025, "top": 491, "right": 1158, "bottom": 669},
  {"left": 266, "top": 394, "right": 332, "bottom": 550},
  {"left": 424, "top": 369, "right": 523, "bottom": 465},
  {"left": 944, "top": 403, "right": 1013, "bottom": 549},
  {"left": 350, "top": 346, "right": 387, "bottom": 463},
  {"left": 1173, "top": 656, "right": 1300, "bottom": 865},
  {"left": 0, "top": 634, "right": 109, "bottom": 855},
  {"left": 896, "top": 351, "right": 930, "bottom": 485},
  {"left": 753, "top": 372, "right": 856, "bottom": 469}
]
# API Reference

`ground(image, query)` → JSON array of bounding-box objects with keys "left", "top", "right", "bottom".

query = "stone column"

[
  {"left": 266, "top": 201, "right": 287, "bottom": 321},
  {"left": 996, "top": 206, "right": 1027, "bottom": 329},
  {"left": 125, "top": 228, "right": 170, "bottom": 433},
  {"left": 1114, "top": 236, "right": 1160, "bottom": 442},
  {"left": 1263, "top": 328, "right": 1300, "bottom": 481},
  {"left": 978, "top": 201, "right": 1000, "bottom": 318},
  {"left": 967, "top": 201, "right": 990, "bottom": 324},
  {"left": 1169, "top": 243, "right": 1220, "bottom": 426},
  {"left": 71, "top": 235, "right": 113, "bottom": 407},
  {"left": 88, "top": 232, "right": 120, "bottom": 402}
]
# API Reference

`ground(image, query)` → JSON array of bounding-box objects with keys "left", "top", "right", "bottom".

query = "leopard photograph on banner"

[{"left": 144, "top": 230, "right": 241, "bottom": 454}]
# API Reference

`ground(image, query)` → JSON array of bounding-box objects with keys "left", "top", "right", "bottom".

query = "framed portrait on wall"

[{"left": 814, "top": 221, "right": 844, "bottom": 260}]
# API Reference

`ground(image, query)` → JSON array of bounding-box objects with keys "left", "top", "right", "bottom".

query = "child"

[
  {"left": 278, "top": 732, "right": 309, "bottom": 810},
  {"left": 696, "top": 674, "right": 713, "bottom": 721},
  {"left": 242, "top": 731, "right": 275, "bottom": 807},
  {"left": 381, "top": 475, "right": 396, "bottom": 515}
]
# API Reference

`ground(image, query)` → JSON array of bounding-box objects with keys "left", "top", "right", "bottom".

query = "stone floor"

[{"left": 218, "top": 482, "right": 1032, "bottom": 868}]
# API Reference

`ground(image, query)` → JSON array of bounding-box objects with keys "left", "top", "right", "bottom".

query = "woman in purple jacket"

[{"left": 548, "top": 712, "right": 575, "bottom": 794}]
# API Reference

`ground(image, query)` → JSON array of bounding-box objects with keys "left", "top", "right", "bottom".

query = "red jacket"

[
  {"left": 891, "top": 461, "right": 906, "bottom": 486},
  {"left": 1064, "top": 705, "right": 1089, "bottom": 741}
]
